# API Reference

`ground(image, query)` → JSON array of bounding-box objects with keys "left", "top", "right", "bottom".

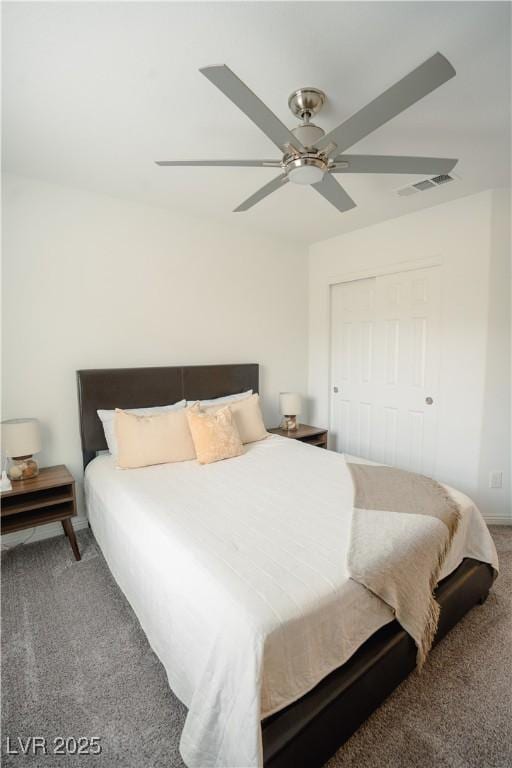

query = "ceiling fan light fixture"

[{"left": 286, "top": 156, "right": 327, "bottom": 185}]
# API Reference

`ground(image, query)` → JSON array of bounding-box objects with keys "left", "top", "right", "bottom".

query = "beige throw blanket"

[{"left": 347, "top": 463, "right": 461, "bottom": 667}]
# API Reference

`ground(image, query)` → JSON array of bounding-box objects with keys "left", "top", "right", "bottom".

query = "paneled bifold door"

[{"left": 330, "top": 266, "right": 441, "bottom": 476}]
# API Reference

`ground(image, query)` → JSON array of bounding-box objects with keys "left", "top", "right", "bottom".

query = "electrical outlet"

[{"left": 489, "top": 471, "right": 503, "bottom": 489}]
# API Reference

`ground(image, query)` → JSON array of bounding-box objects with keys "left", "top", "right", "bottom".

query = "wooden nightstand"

[
  {"left": 1, "top": 465, "right": 81, "bottom": 560},
  {"left": 268, "top": 424, "right": 328, "bottom": 448}
]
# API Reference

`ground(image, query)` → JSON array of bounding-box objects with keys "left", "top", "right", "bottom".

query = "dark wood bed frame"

[{"left": 76, "top": 363, "right": 494, "bottom": 768}]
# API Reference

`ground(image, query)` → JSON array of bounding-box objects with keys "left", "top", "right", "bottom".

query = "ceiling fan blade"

[
  {"left": 234, "top": 173, "right": 288, "bottom": 212},
  {"left": 314, "top": 52, "right": 456, "bottom": 156},
  {"left": 155, "top": 159, "right": 281, "bottom": 167},
  {"left": 331, "top": 155, "right": 458, "bottom": 175},
  {"left": 200, "top": 65, "right": 304, "bottom": 153},
  {"left": 312, "top": 173, "right": 356, "bottom": 213}
]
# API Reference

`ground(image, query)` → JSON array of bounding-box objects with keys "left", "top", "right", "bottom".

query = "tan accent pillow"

[
  {"left": 186, "top": 404, "right": 244, "bottom": 465},
  {"left": 201, "top": 394, "right": 268, "bottom": 445},
  {"left": 115, "top": 408, "right": 196, "bottom": 469}
]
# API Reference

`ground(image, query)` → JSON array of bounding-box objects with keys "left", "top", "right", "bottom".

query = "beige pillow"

[
  {"left": 201, "top": 394, "right": 268, "bottom": 444},
  {"left": 115, "top": 408, "right": 196, "bottom": 469},
  {"left": 186, "top": 404, "right": 244, "bottom": 465}
]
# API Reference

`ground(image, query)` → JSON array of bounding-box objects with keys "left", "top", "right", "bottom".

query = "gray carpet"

[{"left": 2, "top": 527, "right": 511, "bottom": 768}]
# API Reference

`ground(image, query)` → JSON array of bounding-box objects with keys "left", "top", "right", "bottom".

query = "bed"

[{"left": 77, "top": 364, "right": 498, "bottom": 768}]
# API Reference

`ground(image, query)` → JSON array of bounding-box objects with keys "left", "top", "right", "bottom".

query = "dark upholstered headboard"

[{"left": 76, "top": 364, "right": 259, "bottom": 468}]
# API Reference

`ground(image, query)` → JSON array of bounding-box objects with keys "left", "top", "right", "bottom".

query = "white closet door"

[
  {"left": 330, "top": 267, "right": 441, "bottom": 476},
  {"left": 330, "top": 277, "right": 377, "bottom": 458}
]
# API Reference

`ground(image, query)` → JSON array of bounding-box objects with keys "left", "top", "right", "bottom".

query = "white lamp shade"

[
  {"left": 1, "top": 418, "right": 42, "bottom": 457},
  {"left": 279, "top": 392, "right": 302, "bottom": 416}
]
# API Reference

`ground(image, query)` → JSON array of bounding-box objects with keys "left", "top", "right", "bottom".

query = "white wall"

[
  {"left": 2, "top": 174, "right": 308, "bottom": 537},
  {"left": 308, "top": 190, "right": 511, "bottom": 523},
  {"left": 3, "top": 176, "right": 510, "bottom": 547}
]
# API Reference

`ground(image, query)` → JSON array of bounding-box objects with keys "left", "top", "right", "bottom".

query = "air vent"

[
  {"left": 431, "top": 174, "right": 454, "bottom": 185},
  {"left": 396, "top": 173, "right": 458, "bottom": 197},
  {"left": 413, "top": 179, "right": 435, "bottom": 191}
]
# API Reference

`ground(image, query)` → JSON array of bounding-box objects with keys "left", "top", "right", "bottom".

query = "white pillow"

[
  {"left": 97, "top": 400, "right": 186, "bottom": 456},
  {"left": 186, "top": 390, "right": 252, "bottom": 407}
]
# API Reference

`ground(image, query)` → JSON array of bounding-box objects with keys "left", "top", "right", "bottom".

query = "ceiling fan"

[{"left": 156, "top": 52, "right": 457, "bottom": 214}]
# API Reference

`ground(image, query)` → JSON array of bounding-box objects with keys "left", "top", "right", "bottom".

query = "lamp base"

[
  {"left": 7, "top": 455, "right": 39, "bottom": 481},
  {"left": 281, "top": 415, "right": 298, "bottom": 432}
]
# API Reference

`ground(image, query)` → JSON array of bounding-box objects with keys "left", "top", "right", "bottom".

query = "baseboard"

[
  {"left": 1, "top": 517, "right": 89, "bottom": 549},
  {"left": 484, "top": 515, "right": 512, "bottom": 526}
]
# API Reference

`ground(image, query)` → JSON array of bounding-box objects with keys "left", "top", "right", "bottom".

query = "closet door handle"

[{"left": 425, "top": 396, "right": 434, "bottom": 405}]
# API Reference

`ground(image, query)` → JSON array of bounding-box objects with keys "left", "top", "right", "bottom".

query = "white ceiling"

[{"left": 3, "top": 2, "right": 511, "bottom": 245}]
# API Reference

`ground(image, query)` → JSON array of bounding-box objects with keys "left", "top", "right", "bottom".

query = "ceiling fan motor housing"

[
  {"left": 291, "top": 122, "right": 325, "bottom": 148},
  {"left": 286, "top": 122, "right": 328, "bottom": 184}
]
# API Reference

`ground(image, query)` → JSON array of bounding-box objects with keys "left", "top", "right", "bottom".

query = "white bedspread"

[{"left": 85, "top": 435, "right": 498, "bottom": 768}]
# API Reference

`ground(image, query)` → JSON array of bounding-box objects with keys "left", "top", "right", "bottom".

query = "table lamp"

[
  {"left": 279, "top": 392, "right": 302, "bottom": 432},
  {"left": 2, "top": 418, "right": 42, "bottom": 481}
]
